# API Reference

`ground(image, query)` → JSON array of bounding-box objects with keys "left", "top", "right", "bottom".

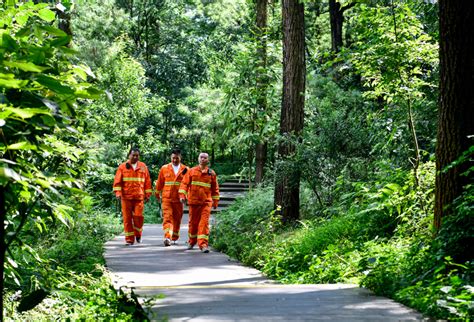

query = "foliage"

[
  {"left": 0, "top": 0, "right": 98, "bottom": 291},
  {"left": 72, "top": 0, "right": 131, "bottom": 69},
  {"left": 5, "top": 266, "right": 150, "bottom": 321},
  {"left": 2, "top": 202, "right": 148, "bottom": 320},
  {"left": 301, "top": 73, "right": 372, "bottom": 207},
  {"left": 346, "top": 2, "right": 438, "bottom": 165},
  {"left": 348, "top": 3, "right": 438, "bottom": 104},
  {"left": 213, "top": 161, "right": 472, "bottom": 320}
]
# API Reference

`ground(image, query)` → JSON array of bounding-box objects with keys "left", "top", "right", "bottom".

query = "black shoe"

[
  {"left": 201, "top": 247, "right": 210, "bottom": 253},
  {"left": 164, "top": 238, "right": 171, "bottom": 246},
  {"left": 125, "top": 242, "right": 134, "bottom": 246},
  {"left": 187, "top": 243, "right": 195, "bottom": 250},
  {"left": 136, "top": 236, "right": 141, "bottom": 243}
]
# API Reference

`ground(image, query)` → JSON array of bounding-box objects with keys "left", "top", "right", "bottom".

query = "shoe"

[
  {"left": 164, "top": 238, "right": 171, "bottom": 246},
  {"left": 125, "top": 242, "right": 134, "bottom": 246},
  {"left": 187, "top": 243, "right": 195, "bottom": 250},
  {"left": 201, "top": 247, "right": 210, "bottom": 253},
  {"left": 172, "top": 241, "right": 178, "bottom": 245},
  {"left": 136, "top": 236, "right": 141, "bottom": 243}
]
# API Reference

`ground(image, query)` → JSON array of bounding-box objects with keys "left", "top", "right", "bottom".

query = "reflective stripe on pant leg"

[
  {"left": 162, "top": 202, "right": 173, "bottom": 239},
  {"left": 122, "top": 200, "right": 135, "bottom": 243},
  {"left": 171, "top": 202, "right": 184, "bottom": 241},
  {"left": 188, "top": 205, "right": 199, "bottom": 246},
  {"left": 132, "top": 200, "right": 144, "bottom": 238},
  {"left": 197, "top": 203, "right": 211, "bottom": 249}
]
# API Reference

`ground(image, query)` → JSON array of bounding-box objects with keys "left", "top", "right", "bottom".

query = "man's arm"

[
  {"left": 211, "top": 171, "right": 219, "bottom": 209},
  {"left": 178, "top": 170, "right": 191, "bottom": 203},
  {"left": 113, "top": 165, "right": 123, "bottom": 199},
  {"left": 155, "top": 167, "right": 165, "bottom": 201},
  {"left": 144, "top": 166, "right": 152, "bottom": 202}
]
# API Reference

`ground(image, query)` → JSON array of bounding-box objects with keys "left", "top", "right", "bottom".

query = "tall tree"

[
  {"left": 254, "top": 0, "right": 268, "bottom": 184},
  {"left": 274, "top": 0, "right": 306, "bottom": 222},
  {"left": 435, "top": 1, "right": 474, "bottom": 230},
  {"left": 328, "top": 0, "right": 355, "bottom": 53}
]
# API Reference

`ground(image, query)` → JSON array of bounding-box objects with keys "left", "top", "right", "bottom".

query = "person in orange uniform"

[
  {"left": 113, "top": 147, "right": 152, "bottom": 245},
  {"left": 179, "top": 152, "right": 219, "bottom": 253},
  {"left": 155, "top": 149, "right": 188, "bottom": 246}
]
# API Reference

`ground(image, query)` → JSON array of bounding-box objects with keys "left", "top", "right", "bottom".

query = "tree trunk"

[
  {"left": 255, "top": 142, "right": 267, "bottom": 183},
  {"left": 274, "top": 0, "right": 306, "bottom": 223},
  {"left": 435, "top": 1, "right": 474, "bottom": 230},
  {"left": 255, "top": 0, "right": 268, "bottom": 184},
  {"left": 329, "top": 0, "right": 343, "bottom": 53}
]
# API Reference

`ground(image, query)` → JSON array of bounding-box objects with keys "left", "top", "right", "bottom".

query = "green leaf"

[
  {"left": 15, "top": 12, "right": 30, "bottom": 26},
  {"left": 75, "top": 87, "right": 102, "bottom": 99},
  {"left": 0, "top": 77, "right": 28, "bottom": 88},
  {"left": 4, "top": 107, "right": 51, "bottom": 119},
  {"left": 40, "top": 114, "right": 56, "bottom": 126},
  {"left": 0, "top": 166, "right": 23, "bottom": 184},
  {"left": 20, "top": 189, "right": 32, "bottom": 201},
  {"left": 35, "top": 75, "right": 75, "bottom": 94},
  {"left": 49, "top": 35, "right": 71, "bottom": 47},
  {"left": 7, "top": 142, "right": 37, "bottom": 150},
  {"left": 4, "top": 61, "right": 49, "bottom": 73},
  {"left": 39, "top": 25, "right": 67, "bottom": 37},
  {"left": 1, "top": 33, "right": 19, "bottom": 51},
  {"left": 37, "top": 8, "right": 56, "bottom": 22},
  {"left": 54, "top": 204, "right": 73, "bottom": 226}
]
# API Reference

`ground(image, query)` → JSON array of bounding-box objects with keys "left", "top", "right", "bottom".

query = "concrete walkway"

[{"left": 104, "top": 223, "right": 424, "bottom": 321}]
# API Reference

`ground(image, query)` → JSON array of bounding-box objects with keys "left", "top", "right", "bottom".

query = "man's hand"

[
  {"left": 180, "top": 198, "right": 186, "bottom": 204},
  {"left": 116, "top": 195, "right": 121, "bottom": 200},
  {"left": 145, "top": 197, "right": 150, "bottom": 203},
  {"left": 155, "top": 194, "right": 161, "bottom": 202},
  {"left": 212, "top": 200, "right": 218, "bottom": 209}
]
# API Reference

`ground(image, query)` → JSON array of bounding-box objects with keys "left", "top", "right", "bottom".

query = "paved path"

[
  {"left": 105, "top": 225, "right": 424, "bottom": 321},
  {"left": 104, "top": 182, "right": 424, "bottom": 321}
]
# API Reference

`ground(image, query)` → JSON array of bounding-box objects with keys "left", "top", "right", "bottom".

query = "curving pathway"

[{"left": 104, "top": 180, "right": 424, "bottom": 321}]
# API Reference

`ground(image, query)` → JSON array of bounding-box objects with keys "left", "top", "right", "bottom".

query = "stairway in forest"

[{"left": 181, "top": 178, "right": 250, "bottom": 224}]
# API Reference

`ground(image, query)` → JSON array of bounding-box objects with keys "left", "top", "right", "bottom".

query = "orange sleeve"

[
  {"left": 211, "top": 171, "right": 219, "bottom": 202},
  {"left": 155, "top": 167, "right": 165, "bottom": 197},
  {"left": 178, "top": 170, "right": 191, "bottom": 199},
  {"left": 144, "top": 165, "right": 152, "bottom": 198},
  {"left": 113, "top": 165, "right": 123, "bottom": 197}
]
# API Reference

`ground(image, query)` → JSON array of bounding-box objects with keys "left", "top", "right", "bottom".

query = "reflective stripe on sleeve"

[
  {"left": 178, "top": 189, "right": 188, "bottom": 195},
  {"left": 164, "top": 182, "right": 181, "bottom": 186},
  {"left": 191, "top": 181, "right": 211, "bottom": 188},
  {"left": 212, "top": 195, "right": 219, "bottom": 200},
  {"left": 145, "top": 189, "right": 153, "bottom": 193},
  {"left": 123, "top": 177, "right": 145, "bottom": 182},
  {"left": 113, "top": 187, "right": 122, "bottom": 191}
]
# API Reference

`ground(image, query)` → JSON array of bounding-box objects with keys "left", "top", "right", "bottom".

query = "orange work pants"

[
  {"left": 162, "top": 201, "right": 184, "bottom": 241},
  {"left": 121, "top": 199, "right": 144, "bottom": 244},
  {"left": 188, "top": 202, "right": 212, "bottom": 249}
]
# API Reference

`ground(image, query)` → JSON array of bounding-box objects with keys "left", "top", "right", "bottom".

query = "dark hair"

[
  {"left": 128, "top": 147, "right": 140, "bottom": 155},
  {"left": 171, "top": 148, "right": 181, "bottom": 155}
]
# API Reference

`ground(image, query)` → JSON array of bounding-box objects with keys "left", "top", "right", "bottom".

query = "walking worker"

[
  {"left": 113, "top": 147, "right": 152, "bottom": 246},
  {"left": 179, "top": 152, "right": 219, "bottom": 253},
  {"left": 155, "top": 149, "right": 188, "bottom": 246}
]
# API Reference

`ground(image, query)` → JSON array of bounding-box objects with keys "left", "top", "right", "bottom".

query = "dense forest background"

[{"left": 1, "top": 0, "right": 472, "bottom": 320}]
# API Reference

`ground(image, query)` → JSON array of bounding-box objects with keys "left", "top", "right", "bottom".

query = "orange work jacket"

[
  {"left": 179, "top": 166, "right": 219, "bottom": 205},
  {"left": 155, "top": 163, "right": 188, "bottom": 202},
  {"left": 113, "top": 161, "right": 152, "bottom": 200}
]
